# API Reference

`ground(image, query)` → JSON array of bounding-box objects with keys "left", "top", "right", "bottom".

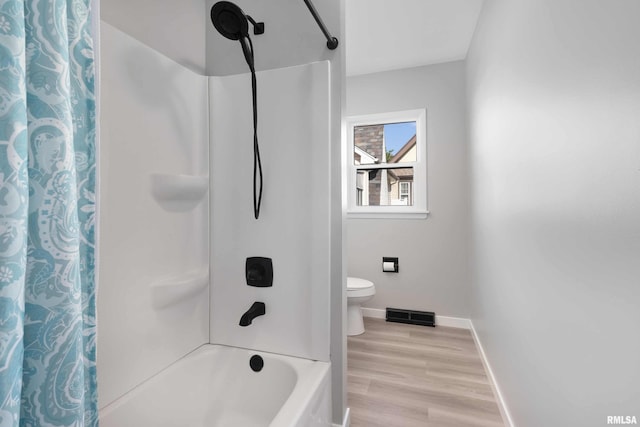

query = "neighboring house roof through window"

[
  {"left": 390, "top": 135, "right": 416, "bottom": 163},
  {"left": 354, "top": 145, "right": 378, "bottom": 165}
]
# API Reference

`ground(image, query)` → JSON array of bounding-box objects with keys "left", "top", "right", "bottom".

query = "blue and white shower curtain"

[{"left": 0, "top": 0, "right": 98, "bottom": 425}]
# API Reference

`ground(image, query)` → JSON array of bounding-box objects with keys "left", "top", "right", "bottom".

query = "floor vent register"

[{"left": 386, "top": 307, "right": 435, "bottom": 327}]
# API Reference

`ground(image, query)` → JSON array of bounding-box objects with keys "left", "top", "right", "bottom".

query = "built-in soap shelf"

[
  {"left": 150, "top": 173, "right": 208, "bottom": 211},
  {"left": 150, "top": 269, "right": 209, "bottom": 309}
]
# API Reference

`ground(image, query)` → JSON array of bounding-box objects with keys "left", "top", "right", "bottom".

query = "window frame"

[{"left": 347, "top": 109, "right": 428, "bottom": 219}]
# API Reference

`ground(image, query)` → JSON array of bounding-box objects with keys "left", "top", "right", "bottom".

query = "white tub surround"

[
  {"left": 150, "top": 269, "right": 209, "bottom": 309},
  {"left": 209, "top": 61, "right": 332, "bottom": 362},
  {"left": 99, "top": 0, "right": 343, "bottom": 422},
  {"left": 150, "top": 173, "right": 208, "bottom": 212},
  {"left": 100, "top": 345, "right": 331, "bottom": 427},
  {"left": 98, "top": 22, "right": 209, "bottom": 407}
]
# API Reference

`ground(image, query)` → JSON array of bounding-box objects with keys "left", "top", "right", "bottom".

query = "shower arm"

[
  {"left": 246, "top": 15, "right": 265, "bottom": 35},
  {"left": 302, "top": 0, "right": 339, "bottom": 50}
]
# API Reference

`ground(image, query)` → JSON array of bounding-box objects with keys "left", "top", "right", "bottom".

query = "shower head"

[
  {"left": 210, "top": 1, "right": 264, "bottom": 41},
  {"left": 210, "top": 1, "right": 248, "bottom": 40},
  {"left": 210, "top": 1, "right": 265, "bottom": 219}
]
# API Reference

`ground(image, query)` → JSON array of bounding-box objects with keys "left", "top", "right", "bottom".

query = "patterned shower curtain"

[{"left": 0, "top": 0, "right": 98, "bottom": 426}]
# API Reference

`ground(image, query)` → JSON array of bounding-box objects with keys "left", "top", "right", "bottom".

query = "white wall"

[
  {"left": 466, "top": 1, "right": 640, "bottom": 425},
  {"left": 347, "top": 61, "right": 471, "bottom": 317},
  {"left": 98, "top": 23, "right": 209, "bottom": 407},
  {"left": 209, "top": 62, "right": 331, "bottom": 361}
]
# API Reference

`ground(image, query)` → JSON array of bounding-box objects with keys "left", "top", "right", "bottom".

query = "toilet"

[{"left": 347, "top": 277, "right": 376, "bottom": 336}]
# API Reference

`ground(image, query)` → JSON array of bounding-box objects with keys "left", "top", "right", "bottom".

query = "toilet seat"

[{"left": 347, "top": 277, "right": 375, "bottom": 298}]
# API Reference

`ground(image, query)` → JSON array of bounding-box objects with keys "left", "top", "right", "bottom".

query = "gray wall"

[
  {"left": 102, "top": 0, "right": 343, "bottom": 78},
  {"left": 101, "top": 0, "right": 207, "bottom": 74},
  {"left": 205, "top": 0, "right": 341, "bottom": 76},
  {"left": 466, "top": 1, "right": 640, "bottom": 425},
  {"left": 347, "top": 61, "right": 471, "bottom": 317}
]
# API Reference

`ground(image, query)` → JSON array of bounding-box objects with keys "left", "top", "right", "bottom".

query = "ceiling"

[{"left": 345, "top": 0, "right": 484, "bottom": 76}]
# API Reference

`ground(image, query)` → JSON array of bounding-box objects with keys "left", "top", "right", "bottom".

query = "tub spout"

[{"left": 239, "top": 302, "right": 265, "bottom": 326}]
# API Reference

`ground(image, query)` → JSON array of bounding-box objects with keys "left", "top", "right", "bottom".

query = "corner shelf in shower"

[
  {"left": 150, "top": 173, "right": 208, "bottom": 211},
  {"left": 150, "top": 269, "right": 209, "bottom": 309}
]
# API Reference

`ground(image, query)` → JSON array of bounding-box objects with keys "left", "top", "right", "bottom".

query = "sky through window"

[{"left": 384, "top": 122, "right": 416, "bottom": 157}]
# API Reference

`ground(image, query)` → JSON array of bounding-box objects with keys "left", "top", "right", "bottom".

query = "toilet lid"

[{"left": 347, "top": 277, "right": 374, "bottom": 290}]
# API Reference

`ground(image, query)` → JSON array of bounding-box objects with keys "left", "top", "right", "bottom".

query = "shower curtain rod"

[{"left": 303, "top": 0, "right": 339, "bottom": 50}]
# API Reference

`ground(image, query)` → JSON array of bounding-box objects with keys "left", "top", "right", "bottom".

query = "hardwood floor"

[{"left": 347, "top": 318, "right": 505, "bottom": 427}]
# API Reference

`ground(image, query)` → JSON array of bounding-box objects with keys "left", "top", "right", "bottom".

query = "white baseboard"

[
  {"left": 469, "top": 321, "right": 515, "bottom": 427},
  {"left": 332, "top": 407, "right": 350, "bottom": 427},
  {"left": 361, "top": 307, "right": 471, "bottom": 330},
  {"left": 361, "top": 307, "right": 385, "bottom": 319},
  {"left": 436, "top": 315, "right": 471, "bottom": 329}
]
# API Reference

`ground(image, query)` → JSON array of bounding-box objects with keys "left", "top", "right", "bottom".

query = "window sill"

[{"left": 347, "top": 211, "right": 429, "bottom": 220}]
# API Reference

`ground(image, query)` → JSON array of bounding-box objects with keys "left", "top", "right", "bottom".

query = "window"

[
  {"left": 347, "top": 109, "right": 427, "bottom": 218},
  {"left": 399, "top": 181, "right": 411, "bottom": 205}
]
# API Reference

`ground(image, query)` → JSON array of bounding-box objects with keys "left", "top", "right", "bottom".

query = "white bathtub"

[{"left": 99, "top": 345, "right": 331, "bottom": 427}]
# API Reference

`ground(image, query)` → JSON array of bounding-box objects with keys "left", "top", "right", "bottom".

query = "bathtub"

[{"left": 99, "top": 345, "right": 331, "bottom": 427}]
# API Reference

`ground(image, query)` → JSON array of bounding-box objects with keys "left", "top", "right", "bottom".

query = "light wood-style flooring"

[{"left": 347, "top": 318, "right": 505, "bottom": 427}]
